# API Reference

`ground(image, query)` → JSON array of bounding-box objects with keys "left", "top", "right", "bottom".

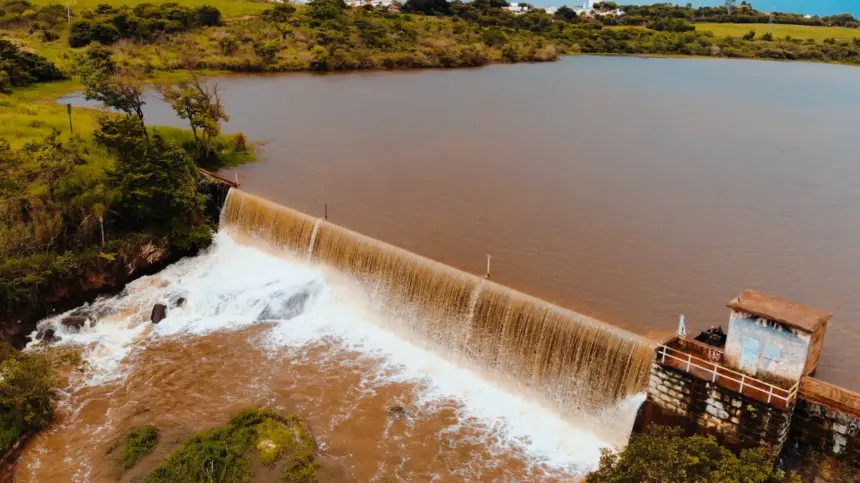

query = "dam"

[{"left": 17, "top": 188, "right": 654, "bottom": 481}]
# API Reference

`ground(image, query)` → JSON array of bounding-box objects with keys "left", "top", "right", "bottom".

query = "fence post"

[
  {"left": 661, "top": 346, "right": 667, "bottom": 363},
  {"left": 767, "top": 386, "right": 773, "bottom": 404},
  {"left": 740, "top": 374, "right": 745, "bottom": 394},
  {"left": 686, "top": 353, "right": 692, "bottom": 372}
]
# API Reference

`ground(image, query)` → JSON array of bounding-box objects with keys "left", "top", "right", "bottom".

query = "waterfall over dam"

[{"left": 222, "top": 189, "right": 655, "bottom": 411}]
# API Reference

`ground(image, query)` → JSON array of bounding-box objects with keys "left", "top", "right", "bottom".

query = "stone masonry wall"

[
  {"left": 647, "top": 362, "right": 793, "bottom": 457},
  {"left": 786, "top": 397, "right": 860, "bottom": 466}
]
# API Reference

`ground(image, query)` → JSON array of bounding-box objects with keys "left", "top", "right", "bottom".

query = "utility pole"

[
  {"left": 66, "top": 0, "right": 71, "bottom": 23},
  {"left": 485, "top": 254, "right": 492, "bottom": 279}
]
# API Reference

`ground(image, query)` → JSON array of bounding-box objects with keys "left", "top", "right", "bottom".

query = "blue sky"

[{"left": 529, "top": 1, "right": 860, "bottom": 17}]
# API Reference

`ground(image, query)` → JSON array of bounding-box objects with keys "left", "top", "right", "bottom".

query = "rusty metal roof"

[{"left": 727, "top": 290, "right": 832, "bottom": 334}]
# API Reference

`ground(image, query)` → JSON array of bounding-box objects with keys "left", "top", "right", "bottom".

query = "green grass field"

[
  {"left": 696, "top": 23, "right": 860, "bottom": 42},
  {"left": 28, "top": 0, "right": 273, "bottom": 18}
]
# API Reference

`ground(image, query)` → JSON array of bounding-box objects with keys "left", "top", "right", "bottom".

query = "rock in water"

[
  {"left": 388, "top": 406, "right": 407, "bottom": 420},
  {"left": 61, "top": 316, "right": 88, "bottom": 331},
  {"left": 175, "top": 297, "right": 186, "bottom": 308},
  {"left": 36, "top": 328, "right": 57, "bottom": 344},
  {"left": 151, "top": 304, "right": 167, "bottom": 324}
]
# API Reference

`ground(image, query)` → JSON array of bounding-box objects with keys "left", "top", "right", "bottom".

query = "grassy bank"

[{"left": 696, "top": 23, "right": 860, "bottom": 42}]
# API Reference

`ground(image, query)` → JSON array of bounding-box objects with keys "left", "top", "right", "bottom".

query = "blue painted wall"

[{"left": 724, "top": 311, "right": 810, "bottom": 383}]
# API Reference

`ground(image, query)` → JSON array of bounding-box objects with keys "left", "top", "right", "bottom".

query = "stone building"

[
  {"left": 724, "top": 290, "right": 830, "bottom": 385},
  {"left": 637, "top": 290, "right": 860, "bottom": 468}
]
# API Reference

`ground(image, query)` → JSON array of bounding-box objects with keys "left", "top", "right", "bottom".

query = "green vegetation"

[
  {"left": 696, "top": 23, "right": 860, "bottom": 43},
  {"left": 147, "top": 409, "right": 317, "bottom": 482},
  {"left": 0, "top": 342, "right": 57, "bottom": 455},
  {"left": 28, "top": 0, "right": 272, "bottom": 18},
  {"left": 586, "top": 426, "right": 799, "bottom": 483},
  {"left": 0, "top": 40, "right": 67, "bottom": 91},
  {"left": 121, "top": 425, "right": 159, "bottom": 470}
]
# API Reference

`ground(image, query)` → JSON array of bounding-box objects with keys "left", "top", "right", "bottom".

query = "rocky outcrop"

[{"left": 0, "top": 235, "right": 190, "bottom": 349}]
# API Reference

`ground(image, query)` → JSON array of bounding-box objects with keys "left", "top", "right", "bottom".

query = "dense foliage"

[
  {"left": 0, "top": 343, "right": 57, "bottom": 455},
  {"left": 0, "top": 39, "right": 66, "bottom": 91},
  {"left": 586, "top": 426, "right": 800, "bottom": 483},
  {"left": 147, "top": 409, "right": 317, "bottom": 482},
  {"left": 69, "top": 2, "right": 223, "bottom": 47},
  {"left": 592, "top": 2, "right": 859, "bottom": 29},
  {"left": 121, "top": 425, "right": 159, "bottom": 470}
]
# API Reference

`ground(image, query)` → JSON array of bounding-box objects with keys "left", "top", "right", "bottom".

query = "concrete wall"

[
  {"left": 724, "top": 310, "right": 810, "bottom": 384},
  {"left": 646, "top": 362, "right": 793, "bottom": 457}
]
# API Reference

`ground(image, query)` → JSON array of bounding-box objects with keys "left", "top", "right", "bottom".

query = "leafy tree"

[
  {"left": 307, "top": 0, "right": 347, "bottom": 21},
  {"left": 482, "top": 27, "right": 507, "bottom": 47},
  {"left": 0, "top": 39, "right": 67, "bottom": 88},
  {"left": 263, "top": 3, "right": 296, "bottom": 22},
  {"left": 194, "top": 5, "right": 222, "bottom": 27},
  {"left": 403, "top": 0, "right": 451, "bottom": 16},
  {"left": 157, "top": 72, "right": 229, "bottom": 164},
  {"left": 554, "top": 6, "right": 580, "bottom": 22},
  {"left": 0, "top": 346, "right": 57, "bottom": 449},
  {"left": 586, "top": 426, "right": 799, "bottom": 483},
  {"left": 22, "top": 130, "right": 80, "bottom": 204},
  {"left": 69, "top": 20, "right": 93, "bottom": 47},
  {"left": 95, "top": 116, "right": 208, "bottom": 248},
  {"left": 78, "top": 44, "right": 147, "bottom": 122}
]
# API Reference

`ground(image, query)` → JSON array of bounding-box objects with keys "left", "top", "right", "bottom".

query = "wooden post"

[
  {"left": 485, "top": 254, "right": 491, "bottom": 278},
  {"left": 234, "top": 171, "right": 239, "bottom": 187},
  {"left": 324, "top": 203, "right": 328, "bottom": 220},
  {"left": 67, "top": 103, "right": 73, "bottom": 135}
]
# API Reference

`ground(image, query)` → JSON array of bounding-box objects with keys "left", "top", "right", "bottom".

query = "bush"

[
  {"left": 0, "top": 344, "right": 57, "bottom": 454},
  {"left": 0, "top": 39, "right": 67, "bottom": 86},
  {"left": 147, "top": 409, "right": 317, "bottom": 482},
  {"left": 121, "top": 425, "right": 159, "bottom": 470},
  {"left": 586, "top": 426, "right": 799, "bottom": 483},
  {"left": 69, "top": 20, "right": 92, "bottom": 47}
]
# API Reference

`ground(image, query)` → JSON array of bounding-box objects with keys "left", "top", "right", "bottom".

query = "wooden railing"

[{"left": 657, "top": 344, "right": 799, "bottom": 407}]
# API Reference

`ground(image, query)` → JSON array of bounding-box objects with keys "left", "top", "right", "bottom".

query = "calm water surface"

[{"left": 67, "top": 56, "right": 860, "bottom": 389}]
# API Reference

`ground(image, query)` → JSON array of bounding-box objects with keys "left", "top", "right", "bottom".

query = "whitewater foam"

[{"left": 28, "top": 230, "right": 643, "bottom": 476}]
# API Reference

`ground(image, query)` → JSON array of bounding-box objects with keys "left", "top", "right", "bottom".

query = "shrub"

[
  {"left": 146, "top": 409, "right": 317, "bottom": 482},
  {"left": 0, "top": 345, "right": 58, "bottom": 454},
  {"left": 586, "top": 426, "right": 799, "bottom": 483},
  {"left": 121, "top": 425, "right": 159, "bottom": 470}
]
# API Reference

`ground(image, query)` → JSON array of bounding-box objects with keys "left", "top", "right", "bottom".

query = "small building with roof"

[{"left": 724, "top": 290, "right": 831, "bottom": 385}]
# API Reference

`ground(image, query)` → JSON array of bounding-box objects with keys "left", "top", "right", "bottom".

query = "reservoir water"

[
  {"left": 65, "top": 55, "right": 860, "bottom": 389},
  {"left": 37, "top": 54, "right": 860, "bottom": 480}
]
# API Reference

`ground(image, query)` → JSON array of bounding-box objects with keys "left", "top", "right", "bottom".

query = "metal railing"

[{"left": 657, "top": 344, "right": 800, "bottom": 405}]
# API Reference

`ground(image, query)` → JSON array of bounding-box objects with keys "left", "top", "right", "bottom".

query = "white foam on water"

[{"left": 27, "top": 231, "right": 643, "bottom": 476}]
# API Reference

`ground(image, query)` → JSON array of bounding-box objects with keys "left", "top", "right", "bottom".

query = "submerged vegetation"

[
  {"left": 121, "top": 425, "right": 159, "bottom": 470},
  {"left": 147, "top": 409, "right": 317, "bottom": 482}
]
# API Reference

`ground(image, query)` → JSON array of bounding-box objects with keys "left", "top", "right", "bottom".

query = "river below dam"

[
  {"left": 63, "top": 55, "right": 860, "bottom": 390},
  {"left": 17, "top": 219, "right": 645, "bottom": 481}
]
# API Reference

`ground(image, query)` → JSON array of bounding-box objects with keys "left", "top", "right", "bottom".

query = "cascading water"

[
  {"left": 17, "top": 188, "right": 653, "bottom": 482},
  {"left": 223, "top": 189, "right": 655, "bottom": 413}
]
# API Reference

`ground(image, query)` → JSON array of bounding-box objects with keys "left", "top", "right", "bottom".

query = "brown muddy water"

[
  {"left": 65, "top": 55, "right": 860, "bottom": 389},
  {"left": 39, "top": 55, "right": 860, "bottom": 480}
]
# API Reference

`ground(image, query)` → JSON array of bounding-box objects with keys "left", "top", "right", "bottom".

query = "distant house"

[{"left": 503, "top": 3, "right": 530, "bottom": 15}]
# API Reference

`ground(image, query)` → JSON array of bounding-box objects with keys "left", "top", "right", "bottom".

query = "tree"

[
  {"left": 725, "top": 0, "right": 736, "bottom": 14},
  {"left": 586, "top": 426, "right": 799, "bottom": 483},
  {"left": 78, "top": 44, "right": 147, "bottom": 123},
  {"left": 554, "top": 6, "right": 580, "bottom": 22},
  {"left": 23, "top": 130, "right": 80, "bottom": 204},
  {"left": 96, "top": 116, "right": 207, "bottom": 248},
  {"left": 307, "top": 0, "right": 347, "bottom": 21},
  {"left": 403, "top": 0, "right": 451, "bottom": 16},
  {"left": 157, "top": 72, "right": 229, "bottom": 164}
]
